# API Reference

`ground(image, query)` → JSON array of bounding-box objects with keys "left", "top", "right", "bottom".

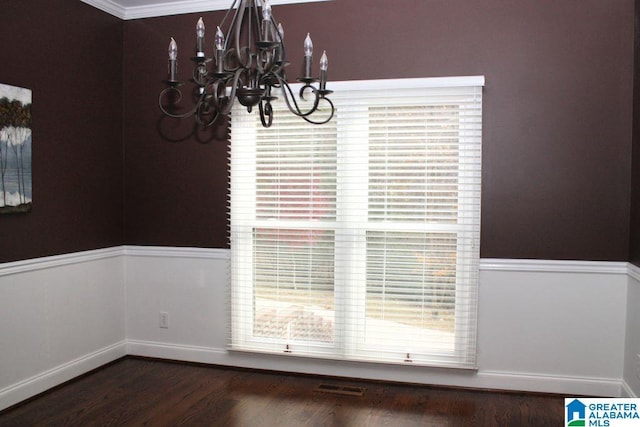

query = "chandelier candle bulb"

[
  {"left": 261, "top": 0, "right": 273, "bottom": 42},
  {"left": 277, "top": 23, "right": 284, "bottom": 41},
  {"left": 196, "top": 17, "right": 205, "bottom": 57},
  {"left": 168, "top": 37, "right": 178, "bottom": 81},
  {"left": 215, "top": 26, "right": 225, "bottom": 73},
  {"left": 304, "top": 33, "right": 313, "bottom": 78},
  {"left": 276, "top": 23, "right": 284, "bottom": 63},
  {"left": 320, "top": 51, "right": 328, "bottom": 90}
]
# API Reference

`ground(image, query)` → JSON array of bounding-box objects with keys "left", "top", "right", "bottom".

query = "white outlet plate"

[{"left": 159, "top": 311, "right": 169, "bottom": 329}]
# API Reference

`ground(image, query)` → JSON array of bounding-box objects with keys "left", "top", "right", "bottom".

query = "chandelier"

[{"left": 159, "top": 0, "right": 334, "bottom": 128}]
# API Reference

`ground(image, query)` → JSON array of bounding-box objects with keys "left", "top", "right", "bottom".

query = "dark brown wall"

[
  {"left": 123, "top": 15, "right": 230, "bottom": 248},
  {"left": 0, "top": 1, "right": 124, "bottom": 263},
  {"left": 0, "top": 1, "right": 634, "bottom": 263},
  {"left": 124, "top": 0, "right": 634, "bottom": 260}
]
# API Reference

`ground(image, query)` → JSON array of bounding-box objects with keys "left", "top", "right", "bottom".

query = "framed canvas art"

[{"left": 0, "top": 83, "right": 32, "bottom": 214}]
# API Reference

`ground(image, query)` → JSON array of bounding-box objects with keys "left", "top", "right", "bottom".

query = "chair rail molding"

[
  {"left": 628, "top": 263, "right": 640, "bottom": 283},
  {"left": 0, "top": 247, "right": 123, "bottom": 277},
  {"left": 479, "top": 258, "right": 629, "bottom": 275}
]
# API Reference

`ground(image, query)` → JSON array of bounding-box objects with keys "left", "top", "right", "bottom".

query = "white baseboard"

[
  {"left": 622, "top": 381, "right": 638, "bottom": 398},
  {"left": 476, "top": 371, "right": 622, "bottom": 397},
  {"left": 2, "top": 337, "right": 623, "bottom": 406},
  {"left": 126, "top": 340, "right": 623, "bottom": 396},
  {"left": 0, "top": 341, "right": 127, "bottom": 411},
  {"left": 127, "top": 340, "right": 227, "bottom": 365}
]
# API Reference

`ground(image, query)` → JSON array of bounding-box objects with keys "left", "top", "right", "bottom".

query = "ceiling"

[{"left": 80, "top": 0, "right": 329, "bottom": 20}]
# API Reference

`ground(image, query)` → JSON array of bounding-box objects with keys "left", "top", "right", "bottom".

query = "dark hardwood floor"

[{"left": 0, "top": 357, "right": 565, "bottom": 426}]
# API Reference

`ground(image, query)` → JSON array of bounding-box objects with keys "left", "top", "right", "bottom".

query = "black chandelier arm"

[
  {"left": 208, "top": 80, "right": 226, "bottom": 113},
  {"left": 251, "top": 0, "right": 261, "bottom": 43},
  {"left": 195, "top": 100, "right": 221, "bottom": 127},
  {"left": 295, "top": 81, "right": 335, "bottom": 124},
  {"left": 221, "top": 47, "right": 242, "bottom": 73},
  {"left": 265, "top": 74, "right": 334, "bottom": 125},
  {"left": 232, "top": 1, "right": 255, "bottom": 71},
  {"left": 192, "top": 62, "right": 209, "bottom": 86},
  {"left": 258, "top": 99, "right": 274, "bottom": 128},
  {"left": 257, "top": 44, "right": 279, "bottom": 75},
  {"left": 276, "top": 74, "right": 321, "bottom": 118},
  {"left": 216, "top": 0, "right": 246, "bottom": 70},
  {"left": 220, "top": 68, "right": 245, "bottom": 115},
  {"left": 274, "top": 76, "right": 318, "bottom": 117},
  {"left": 206, "top": 79, "right": 229, "bottom": 117},
  {"left": 299, "top": 83, "right": 320, "bottom": 103},
  {"left": 219, "top": 0, "right": 241, "bottom": 35},
  {"left": 158, "top": 86, "right": 202, "bottom": 119},
  {"left": 291, "top": 82, "right": 335, "bottom": 125},
  {"left": 300, "top": 96, "right": 334, "bottom": 125}
]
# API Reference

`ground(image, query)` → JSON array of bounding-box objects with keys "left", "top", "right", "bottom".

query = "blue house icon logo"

[{"left": 566, "top": 399, "right": 586, "bottom": 426}]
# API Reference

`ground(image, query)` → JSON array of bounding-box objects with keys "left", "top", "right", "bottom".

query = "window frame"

[{"left": 230, "top": 76, "right": 484, "bottom": 368}]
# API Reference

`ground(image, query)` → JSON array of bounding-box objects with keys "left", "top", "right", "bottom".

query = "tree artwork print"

[{"left": 0, "top": 83, "right": 32, "bottom": 214}]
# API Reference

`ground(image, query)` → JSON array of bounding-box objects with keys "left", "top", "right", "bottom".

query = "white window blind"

[{"left": 230, "top": 76, "right": 483, "bottom": 369}]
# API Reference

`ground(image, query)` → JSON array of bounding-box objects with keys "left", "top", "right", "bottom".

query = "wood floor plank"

[{"left": 0, "top": 357, "right": 565, "bottom": 426}]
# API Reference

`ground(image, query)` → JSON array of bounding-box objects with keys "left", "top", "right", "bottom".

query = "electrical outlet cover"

[{"left": 160, "top": 312, "right": 169, "bottom": 328}]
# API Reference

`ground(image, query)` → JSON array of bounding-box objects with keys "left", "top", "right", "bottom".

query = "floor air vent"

[{"left": 314, "top": 384, "right": 366, "bottom": 397}]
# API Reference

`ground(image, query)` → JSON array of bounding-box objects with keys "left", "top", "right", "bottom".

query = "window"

[{"left": 230, "top": 76, "right": 483, "bottom": 368}]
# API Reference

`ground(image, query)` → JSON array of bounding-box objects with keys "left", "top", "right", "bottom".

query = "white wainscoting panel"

[
  {"left": 623, "top": 264, "right": 640, "bottom": 397},
  {"left": 2, "top": 247, "right": 635, "bottom": 410},
  {"left": 124, "top": 247, "right": 230, "bottom": 351},
  {"left": 125, "top": 249, "right": 629, "bottom": 396},
  {"left": 0, "top": 249, "right": 127, "bottom": 411},
  {"left": 477, "top": 260, "right": 627, "bottom": 396}
]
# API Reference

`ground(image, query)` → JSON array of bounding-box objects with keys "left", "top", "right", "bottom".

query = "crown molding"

[
  {"left": 81, "top": 0, "right": 128, "bottom": 19},
  {"left": 81, "top": 0, "right": 332, "bottom": 20}
]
